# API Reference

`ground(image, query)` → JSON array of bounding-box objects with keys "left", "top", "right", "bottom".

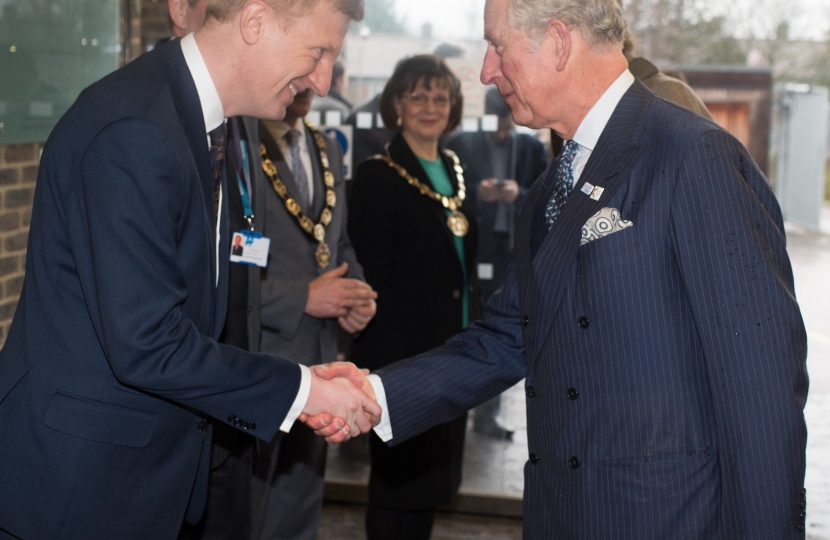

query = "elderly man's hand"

[{"left": 300, "top": 363, "right": 380, "bottom": 443}]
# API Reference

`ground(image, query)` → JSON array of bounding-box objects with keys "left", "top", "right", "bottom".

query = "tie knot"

[
  {"left": 285, "top": 129, "right": 302, "bottom": 146},
  {"left": 209, "top": 123, "right": 227, "bottom": 149},
  {"left": 561, "top": 140, "right": 578, "bottom": 162}
]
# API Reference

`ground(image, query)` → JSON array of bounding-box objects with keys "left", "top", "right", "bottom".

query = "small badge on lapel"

[{"left": 580, "top": 182, "right": 605, "bottom": 201}]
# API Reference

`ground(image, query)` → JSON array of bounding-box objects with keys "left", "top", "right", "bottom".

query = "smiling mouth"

[{"left": 288, "top": 83, "right": 298, "bottom": 97}]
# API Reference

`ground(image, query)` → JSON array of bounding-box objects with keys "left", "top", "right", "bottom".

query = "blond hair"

[{"left": 206, "top": 0, "right": 363, "bottom": 24}]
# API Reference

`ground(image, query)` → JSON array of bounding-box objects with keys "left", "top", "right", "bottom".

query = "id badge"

[{"left": 230, "top": 231, "right": 270, "bottom": 267}]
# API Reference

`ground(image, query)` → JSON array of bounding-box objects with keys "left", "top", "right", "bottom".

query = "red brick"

[
  {"left": 21, "top": 165, "right": 39, "bottom": 184},
  {"left": 4, "top": 231, "right": 28, "bottom": 253},
  {"left": 0, "top": 169, "right": 19, "bottom": 186},
  {"left": 0, "top": 299, "right": 18, "bottom": 321},
  {"left": 0, "top": 257, "right": 17, "bottom": 277},
  {"left": 0, "top": 212, "right": 19, "bottom": 232},
  {"left": 3, "top": 144, "right": 36, "bottom": 164},
  {"left": 4, "top": 275, "right": 24, "bottom": 298},
  {"left": 5, "top": 188, "right": 34, "bottom": 209}
]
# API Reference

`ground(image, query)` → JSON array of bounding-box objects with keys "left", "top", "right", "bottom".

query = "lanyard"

[{"left": 237, "top": 139, "right": 255, "bottom": 231}]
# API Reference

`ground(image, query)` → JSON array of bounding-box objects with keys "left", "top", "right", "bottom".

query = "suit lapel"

[
  {"left": 159, "top": 42, "right": 220, "bottom": 330},
  {"left": 304, "top": 124, "right": 326, "bottom": 219},
  {"left": 516, "top": 81, "right": 653, "bottom": 366},
  {"left": 260, "top": 127, "right": 305, "bottom": 209}
]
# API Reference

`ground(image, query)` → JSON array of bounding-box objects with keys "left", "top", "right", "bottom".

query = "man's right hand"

[
  {"left": 301, "top": 364, "right": 381, "bottom": 443},
  {"left": 306, "top": 262, "right": 377, "bottom": 319}
]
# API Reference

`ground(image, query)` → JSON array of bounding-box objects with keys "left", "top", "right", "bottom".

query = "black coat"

[
  {"left": 348, "top": 132, "right": 481, "bottom": 509},
  {"left": 446, "top": 130, "right": 548, "bottom": 301}
]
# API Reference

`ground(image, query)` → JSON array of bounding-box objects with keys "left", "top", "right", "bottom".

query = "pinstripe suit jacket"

[{"left": 376, "top": 80, "right": 808, "bottom": 539}]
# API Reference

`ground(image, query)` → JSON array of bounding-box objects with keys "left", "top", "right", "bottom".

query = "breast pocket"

[{"left": 44, "top": 391, "right": 160, "bottom": 448}]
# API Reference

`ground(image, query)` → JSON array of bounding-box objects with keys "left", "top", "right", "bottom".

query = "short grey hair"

[{"left": 508, "top": 0, "right": 626, "bottom": 48}]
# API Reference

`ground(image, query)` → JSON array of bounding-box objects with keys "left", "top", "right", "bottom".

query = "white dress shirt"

[
  {"left": 369, "top": 68, "right": 637, "bottom": 443},
  {"left": 263, "top": 119, "right": 316, "bottom": 203},
  {"left": 179, "top": 34, "right": 310, "bottom": 433},
  {"left": 569, "top": 69, "right": 635, "bottom": 184}
]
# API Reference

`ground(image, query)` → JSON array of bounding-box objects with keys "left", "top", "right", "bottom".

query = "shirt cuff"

[
  {"left": 280, "top": 364, "right": 311, "bottom": 433},
  {"left": 367, "top": 373, "right": 393, "bottom": 442}
]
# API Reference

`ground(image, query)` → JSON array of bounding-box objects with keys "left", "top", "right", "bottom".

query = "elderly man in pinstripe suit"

[{"left": 311, "top": 0, "right": 809, "bottom": 536}]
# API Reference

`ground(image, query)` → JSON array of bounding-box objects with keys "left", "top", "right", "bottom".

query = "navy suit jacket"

[
  {"left": 0, "top": 41, "right": 302, "bottom": 539},
  {"left": 377, "top": 81, "right": 809, "bottom": 538}
]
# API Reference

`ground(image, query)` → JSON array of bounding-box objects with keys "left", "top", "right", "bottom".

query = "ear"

[
  {"left": 547, "top": 18, "right": 572, "bottom": 72},
  {"left": 393, "top": 97, "right": 403, "bottom": 121},
  {"left": 168, "top": 0, "right": 187, "bottom": 31},
  {"left": 239, "top": 0, "right": 268, "bottom": 45}
]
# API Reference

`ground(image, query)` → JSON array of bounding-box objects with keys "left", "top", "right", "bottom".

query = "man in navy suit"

[
  {"left": 0, "top": 1, "right": 379, "bottom": 539},
  {"left": 315, "top": 0, "right": 810, "bottom": 536}
]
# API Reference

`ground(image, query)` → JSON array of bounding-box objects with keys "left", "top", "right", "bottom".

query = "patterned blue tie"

[
  {"left": 544, "top": 140, "right": 579, "bottom": 230},
  {"left": 285, "top": 129, "right": 311, "bottom": 212}
]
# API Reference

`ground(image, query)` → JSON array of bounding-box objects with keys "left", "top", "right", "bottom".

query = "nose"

[
  {"left": 480, "top": 46, "right": 499, "bottom": 85},
  {"left": 306, "top": 58, "right": 334, "bottom": 97}
]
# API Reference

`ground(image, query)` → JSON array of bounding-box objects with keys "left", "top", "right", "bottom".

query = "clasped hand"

[
  {"left": 305, "top": 262, "right": 377, "bottom": 333},
  {"left": 299, "top": 362, "right": 380, "bottom": 443}
]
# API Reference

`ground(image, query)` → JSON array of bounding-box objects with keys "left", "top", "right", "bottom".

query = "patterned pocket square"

[{"left": 581, "top": 207, "right": 633, "bottom": 246}]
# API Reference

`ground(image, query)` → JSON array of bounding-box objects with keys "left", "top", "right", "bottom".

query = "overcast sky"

[{"left": 390, "top": 0, "right": 830, "bottom": 41}]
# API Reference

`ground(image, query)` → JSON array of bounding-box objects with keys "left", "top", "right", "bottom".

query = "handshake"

[{"left": 298, "top": 362, "right": 381, "bottom": 443}]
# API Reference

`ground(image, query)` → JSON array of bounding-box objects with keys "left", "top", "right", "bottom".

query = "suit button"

[
  {"left": 529, "top": 453, "right": 538, "bottom": 464},
  {"left": 250, "top": 422, "right": 257, "bottom": 430},
  {"left": 522, "top": 315, "right": 529, "bottom": 327},
  {"left": 197, "top": 420, "right": 208, "bottom": 433},
  {"left": 578, "top": 316, "right": 589, "bottom": 329},
  {"left": 452, "top": 289, "right": 461, "bottom": 299},
  {"left": 796, "top": 524, "right": 804, "bottom": 532},
  {"left": 569, "top": 456, "right": 580, "bottom": 469},
  {"left": 567, "top": 388, "right": 579, "bottom": 400},
  {"left": 227, "top": 415, "right": 237, "bottom": 424},
  {"left": 526, "top": 386, "right": 536, "bottom": 398}
]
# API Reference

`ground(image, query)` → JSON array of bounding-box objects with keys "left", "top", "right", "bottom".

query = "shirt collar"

[
  {"left": 263, "top": 118, "right": 306, "bottom": 142},
  {"left": 180, "top": 33, "right": 224, "bottom": 134},
  {"left": 572, "top": 69, "right": 635, "bottom": 152}
]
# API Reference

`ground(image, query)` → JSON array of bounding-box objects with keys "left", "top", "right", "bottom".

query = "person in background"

[
  {"left": 168, "top": 0, "right": 206, "bottom": 38},
  {"left": 348, "top": 55, "right": 480, "bottom": 540},
  {"left": 446, "top": 87, "right": 548, "bottom": 440},
  {"left": 249, "top": 88, "right": 375, "bottom": 540},
  {"left": 311, "top": 60, "right": 353, "bottom": 122}
]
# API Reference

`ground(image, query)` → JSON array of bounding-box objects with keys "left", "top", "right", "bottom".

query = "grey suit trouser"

[{"left": 250, "top": 423, "right": 327, "bottom": 540}]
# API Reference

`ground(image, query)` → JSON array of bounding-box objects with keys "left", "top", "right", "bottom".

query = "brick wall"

[{"left": 0, "top": 143, "right": 39, "bottom": 344}]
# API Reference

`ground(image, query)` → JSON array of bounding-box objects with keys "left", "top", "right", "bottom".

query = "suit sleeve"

[
  {"left": 376, "top": 254, "right": 528, "bottom": 444},
  {"left": 668, "top": 129, "right": 808, "bottom": 536},
  {"left": 68, "top": 117, "right": 301, "bottom": 442}
]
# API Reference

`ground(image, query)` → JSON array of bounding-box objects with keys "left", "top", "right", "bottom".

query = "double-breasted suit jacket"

[
  {"left": 374, "top": 81, "right": 808, "bottom": 538},
  {"left": 0, "top": 41, "right": 303, "bottom": 540},
  {"left": 349, "top": 133, "right": 482, "bottom": 509}
]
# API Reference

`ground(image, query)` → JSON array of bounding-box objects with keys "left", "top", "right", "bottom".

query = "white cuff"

[
  {"left": 280, "top": 364, "right": 311, "bottom": 432},
  {"left": 367, "top": 373, "right": 393, "bottom": 442}
]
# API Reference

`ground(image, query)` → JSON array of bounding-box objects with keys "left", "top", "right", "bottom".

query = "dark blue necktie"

[
  {"left": 544, "top": 140, "right": 579, "bottom": 230},
  {"left": 208, "top": 123, "right": 227, "bottom": 219}
]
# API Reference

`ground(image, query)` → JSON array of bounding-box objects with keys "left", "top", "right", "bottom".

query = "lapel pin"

[
  {"left": 580, "top": 182, "right": 595, "bottom": 196},
  {"left": 589, "top": 186, "right": 604, "bottom": 201}
]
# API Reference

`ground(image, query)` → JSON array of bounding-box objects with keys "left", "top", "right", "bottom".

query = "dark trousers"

[
  {"left": 250, "top": 423, "right": 328, "bottom": 540},
  {"left": 179, "top": 423, "right": 254, "bottom": 540},
  {"left": 365, "top": 507, "right": 436, "bottom": 540}
]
